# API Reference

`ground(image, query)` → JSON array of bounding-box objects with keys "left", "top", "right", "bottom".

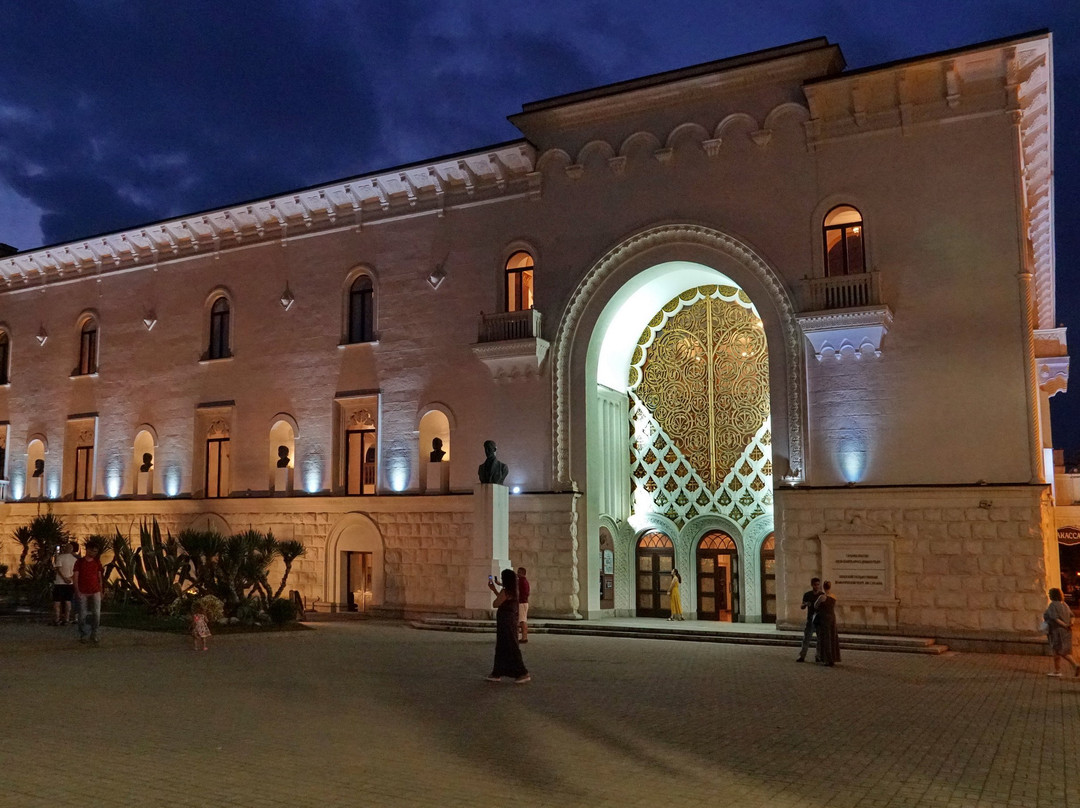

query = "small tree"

[
  {"left": 272, "top": 540, "right": 307, "bottom": 600},
  {"left": 11, "top": 525, "right": 32, "bottom": 577}
]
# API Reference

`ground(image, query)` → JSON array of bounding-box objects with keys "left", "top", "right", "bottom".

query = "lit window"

[
  {"left": 823, "top": 206, "right": 865, "bottom": 277},
  {"left": 505, "top": 251, "right": 534, "bottom": 312},
  {"left": 78, "top": 319, "right": 98, "bottom": 375},
  {"left": 348, "top": 276, "right": 375, "bottom": 343},
  {"left": 208, "top": 297, "right": 231, "bottom": 360}
]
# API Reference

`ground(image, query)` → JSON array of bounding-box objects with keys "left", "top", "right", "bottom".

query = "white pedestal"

[
  {"left": 275, "top": 467, "right": 292, "bottom": 495},
  {"left": 32, "top": 477, "right": 43, "bottom": 499},
  {"left": 463, "top": 484, "right": 511, "bottom": 614},
  {"left": 137, "top": 470, "right": 152, "bottom": 496},
  {"left": 425, "top": 462, "right": 449, "bottom": 494}
]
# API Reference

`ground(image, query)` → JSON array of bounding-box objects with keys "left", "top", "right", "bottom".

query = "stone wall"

[
  {"left": 776, "top": 485, "right": 1054, "bottom": 638},
  {"left": 0, "top": 491, "right": 577, "bottom": 617}
]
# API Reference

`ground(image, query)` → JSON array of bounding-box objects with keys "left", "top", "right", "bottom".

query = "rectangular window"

[
  {"left": 74, "top": 445, "right": 94, "bottom": 501},
  {"left": 206, "top": 437, "right": 230, "bottom": 498},
  {"left": 345, "top": 428, "right": 377, "bottom": 495},
  {"left": 79, "top": 328, "right": 98, "bottom": 375},
  {"left": 507, "top": 269, "right": 534, "bottom": 312}
]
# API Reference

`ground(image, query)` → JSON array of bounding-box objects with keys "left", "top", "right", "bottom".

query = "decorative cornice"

[
  {"left": 796, "top": 306, "right": 894, "bottom": 360},
  {"left": 471, "top": 337, "right": 550, "bottom": 383},
  {"left": 534, "top": 102, "right": 811, "bottom": 179},
  {"left": 0, "top": 144, "right": 537, "bottom": 289},
  {"left": 551, "top": 223, "right": 805, "bottom": 488}
]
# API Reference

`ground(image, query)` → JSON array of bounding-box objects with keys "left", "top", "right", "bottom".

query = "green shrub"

[
  {"left": 268, "top": 597, "right": 296, "bottom": 626},
  {"left": 192, "top": 594, "right": 224, "bottom": 624}
]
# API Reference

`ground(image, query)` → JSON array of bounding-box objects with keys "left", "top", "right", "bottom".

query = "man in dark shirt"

[
  {"left": 796, "top": 577, "right": 822, "bottom": 662},
  {"left": 517, "top": 566, "right": 530, "bottom": 643}
]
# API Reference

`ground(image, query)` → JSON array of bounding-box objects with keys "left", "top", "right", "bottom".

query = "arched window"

[
  {"left": 208, "top": 297, "right": 231, "bottom": 360},
  {"left": 823, "top": 205, "right": 865, "bottom": 277},
  {"left": 348, "top": 276, "right": 374, "bottom": 343},
  {"left": 0, "top": 331, "right": 9, "bottom": 385},
  {"left": 505, "top": 251, "right": 534, "bottom": 312},
  {"left": 78, "top": 318, "right": 98, "bottom": 375}
]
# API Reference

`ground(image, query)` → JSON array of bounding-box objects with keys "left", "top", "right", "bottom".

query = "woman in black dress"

[
  {"left": 486, "top": 568, "right": 530, "bottom": 683},
  {"left": 815, "top": 580, "right": 841, "bottom": 666}
]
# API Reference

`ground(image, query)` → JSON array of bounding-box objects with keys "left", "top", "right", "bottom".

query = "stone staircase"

[{"left": 411, "top": 617, "right": 949, "bottom": 655}]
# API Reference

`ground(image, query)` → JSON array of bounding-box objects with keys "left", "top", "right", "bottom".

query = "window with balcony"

[
  {"left": 348, "top": 276, "right": 375, "bottom": 343},
  {"left": 505, "top": 251, "right": 534, "bottom": 312},
  {"left": 77, "top": 318, "right": 98, "bottom": 375},
  {"left": 208, "top": 297, "right": 231, "bottom": 360},
  {"left": 823, "top": 206, "right": 865, "bottom": 277}
]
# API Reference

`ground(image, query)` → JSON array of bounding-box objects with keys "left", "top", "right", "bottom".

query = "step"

[{"left": 411, "top": 618, "right": 949, "bottom": 655}]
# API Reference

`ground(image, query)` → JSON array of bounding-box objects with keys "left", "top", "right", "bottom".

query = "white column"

[{"left": 463, "top": 483, "right": 511, "bottom": 615}]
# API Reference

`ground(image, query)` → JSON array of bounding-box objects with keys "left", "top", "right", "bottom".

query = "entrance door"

[
  {"left": 697, "top": 531, "right": 739, "bottom": 622},
  {"left": 345, "top": 551, "right": 373, "bottom": 612},
  {"left": 760, "top": 533, "right": 776, "bottom": 623},
  {"left": 636, "top": 531, "right": 674, "bottom": 618}
]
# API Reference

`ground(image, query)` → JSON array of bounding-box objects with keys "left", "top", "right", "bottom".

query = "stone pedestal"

[
  {"left": 32, "top": 477, "right": 43, "bottom": 499},
  {"left": 463, "top": 483, "right": 510, "bottom": 615},
  {"left": 137, "top": 470, "right": 152, "bottom": 496},
  {"left": 425, "top": 461, "right": 449, "bottom": 494},
  {"left": 275, "top": 467, "right": 292, "bottom": 495}
]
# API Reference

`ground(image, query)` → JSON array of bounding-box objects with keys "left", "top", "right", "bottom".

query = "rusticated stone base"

[{"left": 775, "top": 484, "right": 1056, "bottom": 639}]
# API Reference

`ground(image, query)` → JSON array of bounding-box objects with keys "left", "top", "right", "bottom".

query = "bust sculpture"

[
  {"left": 139, "top": 452, "right": 153, "bottom": 473},
  {"left": 429, "top": 437, "right": 446, "bottom": 463},
  {"left": 276, "top": 445, "right": 291, "bottom": 469},
  {"left": 477, "top": 440, "right": 508, "bottom": 485},
  {"left": 32, "top": 459, "right": 44, "bottom": 478}
]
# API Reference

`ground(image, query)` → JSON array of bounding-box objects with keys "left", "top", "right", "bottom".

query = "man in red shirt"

[
  {"left": 516, "top": 566, "right": 530, "bottom": 643},
  {"left": 72, "top": 545, "right": 104, "bottom": 644}
]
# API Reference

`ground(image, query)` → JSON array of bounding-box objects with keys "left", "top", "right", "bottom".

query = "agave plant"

[{"left": 110, "top": 520, "right": 187, "bottom": 613}]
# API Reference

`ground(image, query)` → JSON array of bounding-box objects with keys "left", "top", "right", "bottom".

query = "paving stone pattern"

[{"left": 1, "top": 621, "right": 1077, "bottom": 807}]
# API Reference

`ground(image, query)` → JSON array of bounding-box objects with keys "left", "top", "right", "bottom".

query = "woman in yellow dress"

[{"left": 668, "top": 568, "right": 684, "bottom": 621}]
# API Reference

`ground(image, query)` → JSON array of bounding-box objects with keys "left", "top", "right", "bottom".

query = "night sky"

[{"left": 2, "top": 1, "right": 1079, "bottom": 445}]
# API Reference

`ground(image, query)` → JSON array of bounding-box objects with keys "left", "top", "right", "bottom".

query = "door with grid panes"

[
  {"left": 636, "top": 532, "right": 674, "bottom": 618},
  {"left": 697, "top": 531, "right": 739, "bottom": 622}
]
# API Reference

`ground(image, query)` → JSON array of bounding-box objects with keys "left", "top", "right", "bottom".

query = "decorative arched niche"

[
  {"left": 132, "top": 426, "right": 158, "bottom": 496},
  {"left": 325, "top": 513, "right": 385, "bottom": 611},
  {"left": 268, "top": 414, "right": 298, "bottom": 493},
  {"left": 419, "top": 404, "right": 453, "bottom": 494}
]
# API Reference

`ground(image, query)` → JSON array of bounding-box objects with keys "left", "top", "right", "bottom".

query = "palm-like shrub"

[
  {"left": 11, "top": 526, "right": 32, "bottom": 577},
  {"left": 27, "top": 514, "right": 74, "bottom": 580},
  {"left": 177, "top": 528, "right": 298, "bottom": 616},
  {"left": 272, "top": 540, "right": 307, "bottom": 600}
]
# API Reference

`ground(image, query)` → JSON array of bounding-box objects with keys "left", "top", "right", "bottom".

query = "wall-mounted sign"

[
  {"left": 1058, "top": 526, "right": 1080, "bottom": 546},
  {"left": 819, "top": 534, "right": 896, "bottom": 601}
]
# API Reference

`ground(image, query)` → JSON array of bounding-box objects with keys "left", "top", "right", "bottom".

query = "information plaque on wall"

[{"left": 819, "top": 534, "right": 896, "bottom": 602}]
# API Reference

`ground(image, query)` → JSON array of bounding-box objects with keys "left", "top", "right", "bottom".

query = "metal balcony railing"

[
  {"left": 477, "top": 309, "right": 543, "bottom": 342},
  {"left": 801, "top": 271, "right": 881, "bottom": 311}
]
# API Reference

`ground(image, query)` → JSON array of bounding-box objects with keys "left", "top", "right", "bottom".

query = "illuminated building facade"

[{"left": 0, "top": 32, "right": 1065, "bottom": 639}]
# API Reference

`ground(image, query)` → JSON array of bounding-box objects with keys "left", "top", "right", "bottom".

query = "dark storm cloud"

[{"left": 0, "top": 0, "right": 384, "bottom": 246}]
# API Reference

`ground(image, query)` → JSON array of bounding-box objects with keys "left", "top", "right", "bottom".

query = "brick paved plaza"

[{"left": 2, "top": 621, "right": 1077, "bottom": 808}]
